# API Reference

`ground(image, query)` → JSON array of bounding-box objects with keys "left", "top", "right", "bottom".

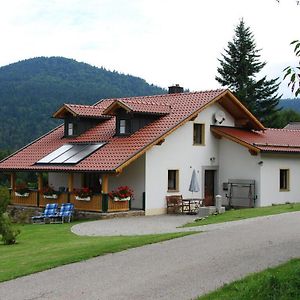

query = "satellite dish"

[{"left": 214, "top": 110, "right": 226, "bottom": 124}]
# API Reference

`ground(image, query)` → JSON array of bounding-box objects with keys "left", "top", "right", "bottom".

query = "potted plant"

[
  {"left": 74, "top": 187, "right": 92, "bottom": 201},
  {"left": 42, "top": 185, "right": 59, "bottom": 199},
  {"left": 109, "top": 186, "right": 133, "bottom": 201},
  {"left": 15, "top": 183, "right": 30, "bottom": 197}
]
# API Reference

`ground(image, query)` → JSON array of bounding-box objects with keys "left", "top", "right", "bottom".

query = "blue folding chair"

[
  {"left": 31, "top": 203, "right": 58, "bottom": 224},
  {"left": 50, "top": 203, "right": 74, "bottom": 224}
]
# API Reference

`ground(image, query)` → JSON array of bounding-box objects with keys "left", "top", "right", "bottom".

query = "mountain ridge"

[{"left": 0, "top": 56, "right": 165, "bottom": 150}]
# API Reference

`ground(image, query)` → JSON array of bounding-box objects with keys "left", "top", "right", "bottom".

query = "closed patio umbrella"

[{"left": 189, "top": 169, "right": 200, "bottom": 199}]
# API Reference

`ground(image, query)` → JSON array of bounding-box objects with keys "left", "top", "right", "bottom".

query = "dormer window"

[
  {"left": 119, "top": 120, "right": 126, "bottom": 134},
  {"left": 68, "top": 122, "right": 74, "bottom": 136},
  {"left": 65, "top": 120, "right": 77, "bottom": 137},
  {"left": 64, "top": 119, "right": 78, "bottom": 137},
  {"left": 117, "top": 118, "right": 130, "bottom": 135}
]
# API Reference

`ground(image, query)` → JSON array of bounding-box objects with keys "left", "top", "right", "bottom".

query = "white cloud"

[{"left": 0, "top": 0, "right": 299, "bottom": 97}]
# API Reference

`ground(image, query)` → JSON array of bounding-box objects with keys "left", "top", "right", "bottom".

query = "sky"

[{"left": 0, "top": 0, "right": 299, "bottom": 98}]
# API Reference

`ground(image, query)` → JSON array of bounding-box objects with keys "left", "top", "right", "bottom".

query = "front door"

[{"left": 204, "top": 170, "right": 215, "bottom": 206}]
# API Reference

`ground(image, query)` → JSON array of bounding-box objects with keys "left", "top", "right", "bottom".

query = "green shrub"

[
  {"left": 0, "top": 213, "right": 20, "bottom": 245},
  {"left": 0, "top": 186, "right": 10, "bottom": 214},
  {"left": 0, "top": 186, "right": 20, "bottom": 244}
]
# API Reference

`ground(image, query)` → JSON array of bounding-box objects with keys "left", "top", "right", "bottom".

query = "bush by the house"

[{"left": 0, "top": 186, "right": 20, "bottom": 245}]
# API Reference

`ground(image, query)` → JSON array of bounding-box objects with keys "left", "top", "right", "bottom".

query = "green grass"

[
  {"left": 198, "top": 258, "right": 300, "bottom": 300},
  {"left": 0, "top": 222, "right": 196, "bottom": 282},
  {"left": 184, "top": 203, "right": 300, "bottom": 227}
]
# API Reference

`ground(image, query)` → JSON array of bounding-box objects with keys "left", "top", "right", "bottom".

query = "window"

[
  {"left": 119, "top": 119, "right": 126, "bottom": 134},
  {"left": 193, "top": 123, "right": 205, "bottom": 145},
  {"left": 168, "top": 170, "right": 179, "bottom": 191},
  {"left": 280, "top": 169, "right": 289, "bottom": 191},
  {"left": 68, "top": 122, "right": 74, "bottom": 136},
  {"left": 118, "top": 118, "right": 131, "bottom": 135}
]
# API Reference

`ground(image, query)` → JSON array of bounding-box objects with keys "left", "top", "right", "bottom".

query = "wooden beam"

[
  {"left": 156, "top": 139, "right": 165, "bottom": 146},
  {"left": 102, "top": 174, "right": 109, "bottom": 193},
  {"left": 189, "top": 114, "right": 198, "bottom": 121},
  {"left": 249, "top": 149, "right": 258, "bottom": 156},
  {"left": 68, "top": 173, "right": 74, "bottom": 193},
  {"left": 10, "top": 173, "right": 16, "bottom": 190},
  {"left": 212, "top": 131, "right": 222, "bottom": 139},
  {"left": 37, "top": 173, "right": 43, "bottom": 192}
]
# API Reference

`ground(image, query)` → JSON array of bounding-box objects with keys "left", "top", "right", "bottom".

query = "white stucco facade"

[
  {"left": 144, "top": 103, "right": 234, "bottom": 215},
  {"left": 259, "top": 154, "right": 300, "bottom": 206}
]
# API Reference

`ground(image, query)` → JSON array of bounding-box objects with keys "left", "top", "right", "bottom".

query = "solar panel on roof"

[
  {"left": 37, "top": 144, "right": 73, "bottom": 163},
  {"left": 36, "top": 143, "right": 105, "bottom": 165},
  {"left": 64, "top": 144, "right": 104, "bottom": 164},
  {"left": 51, "top": 145, "right": 86, "bottom": 163}
]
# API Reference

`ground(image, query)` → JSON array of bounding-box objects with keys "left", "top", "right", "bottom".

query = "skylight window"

[{"left": 36, "top": 143, "right": 105, "bottom": 164}]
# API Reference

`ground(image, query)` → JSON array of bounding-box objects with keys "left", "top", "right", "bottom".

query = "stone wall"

[{"left": 7, "top": 205, "right": 145, "bottom": 223}]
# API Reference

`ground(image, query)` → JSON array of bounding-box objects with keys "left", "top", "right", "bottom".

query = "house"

[
  {"left": 284, "top": 122, "right": 300, "bottom": 130},
  {"left": 1, "top": 86, "right": 300, "bottom": 215}
]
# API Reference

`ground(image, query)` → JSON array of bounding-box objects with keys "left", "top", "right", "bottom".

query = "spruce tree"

[{"left": 216, "top": 19, "right": 281, "bottom": 126}]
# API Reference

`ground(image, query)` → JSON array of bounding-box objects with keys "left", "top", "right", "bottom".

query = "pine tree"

[{"left": 215, "top": 19, "right": 281, "bottom": 126}]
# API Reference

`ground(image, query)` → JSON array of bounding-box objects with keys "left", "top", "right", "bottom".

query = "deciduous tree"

[{"left": 283, "top": 40, "right": 300, "bottom": 97}]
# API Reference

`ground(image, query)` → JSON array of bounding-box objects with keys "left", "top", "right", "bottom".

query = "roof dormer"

[
  {"left": 53, "top": 104, "right": 111, "bottom": 137},
  {"left": 103, "top": 99, "right": 170, "bottom": 136}
]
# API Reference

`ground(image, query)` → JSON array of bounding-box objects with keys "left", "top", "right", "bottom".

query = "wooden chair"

[{"left": 166, "top": 195, "right": 183, "bottom": 214}]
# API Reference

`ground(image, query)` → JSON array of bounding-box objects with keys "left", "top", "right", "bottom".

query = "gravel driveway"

[
  {"left": 1, "top": 212, "right": 300, "bottom": 300},
  {"left": 71, "top": 214, "right": 199, "bottom": 236}
]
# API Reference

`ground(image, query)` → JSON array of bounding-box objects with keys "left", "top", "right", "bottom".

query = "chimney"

[{"left": 168, "top": 84, "right": 184, "bottom": 94}]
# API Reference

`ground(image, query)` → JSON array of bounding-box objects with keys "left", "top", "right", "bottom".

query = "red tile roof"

[
  {"left": 53, "top": 103, "right": 111, "bottom": 119},
  {"left": 103, "top": 99, "right": 171, "bottom": 115},
  {"left": 212, "top": 126, "right": 300, "bottom": 153},
  {"left": 0, "top": 89, "right": 262, "bottom": 172}
]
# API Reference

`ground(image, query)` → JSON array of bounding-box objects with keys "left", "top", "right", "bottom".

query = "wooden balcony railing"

[
  {"left": 10, "top": 190, "right": 38, "bottom": 207},
  {"left": 70, "top": 193, "right": 102, "bottom": 212},
  {"left": 10, "top": 190, "right": 130, "bottom": 213}
]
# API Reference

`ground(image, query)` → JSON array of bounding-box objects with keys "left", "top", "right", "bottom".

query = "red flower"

[
  {"left": 74, "top": 187, "right": 92, "bottom": 198},
  {"left": 109, "top": 186, "right": 133, "bottom": 199}
]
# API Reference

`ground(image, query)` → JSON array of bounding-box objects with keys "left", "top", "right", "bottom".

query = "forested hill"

[
  {"left": 0, "top": 57, "right": 165, "bottom": 151},
  {"left": 279, "top": 98, "right": 300, "bottom": 112}
]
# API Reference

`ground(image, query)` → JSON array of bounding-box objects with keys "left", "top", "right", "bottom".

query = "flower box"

[
  {"left": 43, "top": 194, "right": 58, "bottom": 199},
  {"left": 109, "top": 186, "right": 133, "bottom": 201},
  {"left": 15, "top": 192, "right": 29, "bottom": 197},
  {"left": 113, "top": 196, "right": 130, "bottom": 202},
  {"left": 75, "top": 196, "right": 91, "bottom": 201}
]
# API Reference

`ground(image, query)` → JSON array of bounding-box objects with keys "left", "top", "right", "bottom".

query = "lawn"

[
  {"left": 0, "top": 222, "right": 196, "bottom": 282},
  {"left": 184, "top": 203, "right": 300, "bottom": 227},
  {"left": 198, "top": 258, "right": 300, "bottom": 299}
]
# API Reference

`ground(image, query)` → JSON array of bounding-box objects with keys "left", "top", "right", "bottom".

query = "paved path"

[{"left": 1, "top": 212, "right": 300, "bottom": 300}]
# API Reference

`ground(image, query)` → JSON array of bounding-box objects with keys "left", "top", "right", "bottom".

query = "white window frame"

[{"left": 68, "top": 122, "right": 74, "bottom": 136}]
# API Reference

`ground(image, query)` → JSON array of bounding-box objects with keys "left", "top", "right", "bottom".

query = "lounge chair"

[
  {"left": 31, "top": 203, "right": 58, "bottom": 224},
  {"left": 50, "top": 203, "right": 74, "bottom": 224}
]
